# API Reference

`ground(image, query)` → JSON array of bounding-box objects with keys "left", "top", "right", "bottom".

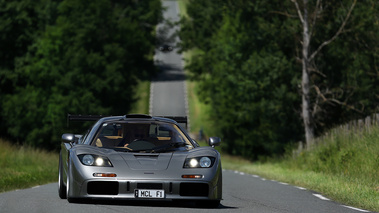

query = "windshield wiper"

[
  {"left": 112, "top": 147, "right": 132, "bottom": 152},
  {"left": 111, "top": 142, "right": 187, "bottom": 153},
  {"left": 149, "top": 142, "right": 187, "bottom": 153},
  {"left": 113, "top": 147, "right": 154, "bottom": 153}
]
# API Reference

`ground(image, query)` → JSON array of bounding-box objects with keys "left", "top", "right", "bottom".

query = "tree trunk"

[
  {"left": 291, "top": 0, "right": 357, "bottom": 149},
  {"left": 301, "top": 0, "right": 315, "bottom": 149}
]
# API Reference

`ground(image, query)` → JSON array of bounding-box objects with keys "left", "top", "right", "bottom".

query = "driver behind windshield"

[
  {"left": 122, "top": 124, "right": 149, "bottom": 147},
  {"left": 93, "top": 122, "right": 192, "bottom": 151}
]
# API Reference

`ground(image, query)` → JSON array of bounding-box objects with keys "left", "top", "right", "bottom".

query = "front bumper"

[
  {"left": 71, "top": 179, "right": 221, "bottom": 201},
  {"left": 67, "top": 160, "right": 222, "bottom": 201}
]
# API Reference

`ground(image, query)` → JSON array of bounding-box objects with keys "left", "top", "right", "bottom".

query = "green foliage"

[
  {"left": 0, "top": 0, "right": 162, "bottom": 149},
  {"left": 0, "top": 0, "right": 58, "bottom": 71},
  {"left": 309, "top": 1, "right": 379, "bottom": 130},
  {"left": 0, "top": 0, "right": 60, "bottom": 138},
  {"left": 180, "top": 0, "right": 378, "bottom": 159},
  {"left": 180, "top": 0, "right": 302, "bottom": 159}
]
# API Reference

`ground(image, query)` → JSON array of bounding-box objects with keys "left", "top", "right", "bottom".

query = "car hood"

[
  {"left": 120, "top": 153, "right": 173, "bottom": 171},
  {"left": 117, "top": 147, "right": 219, "bottom": 171}
]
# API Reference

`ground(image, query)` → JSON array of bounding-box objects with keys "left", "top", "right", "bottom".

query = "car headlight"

[
  {"left": 183, "top": 157, "right": 215, "bottom": 168},
  {"left": 78, "top": 154, "right": 113, "bottom": 167}
]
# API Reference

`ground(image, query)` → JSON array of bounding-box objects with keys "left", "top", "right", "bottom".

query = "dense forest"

[
  {"left": 0, "top": 0, "right": 162, "bottom": 149},
  {"left": 1, "top": 0, "right": 377, "bottom": 159},
  {"left": 179, "top": 0, "right": 378, "bottom": 159}
]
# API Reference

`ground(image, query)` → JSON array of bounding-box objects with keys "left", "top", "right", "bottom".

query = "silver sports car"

[{"left": 58, "top": 114, "right": 222, "bottom": 207}]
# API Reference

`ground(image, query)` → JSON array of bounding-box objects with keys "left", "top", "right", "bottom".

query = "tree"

[
  {"left": 0, "top": 0, "right": 60, "bottom": 138},
  {"left": 180, "top": 0, "right": 378, "bottom": 158},
  {"left": 291, "top": 0, "right": 357, "bottom": 148},
  {"left": 180, "top": 0, "right": 303, "bottom": 159},
  {"left": 0, "top": 0, "right": 162, "bottom": 149}
]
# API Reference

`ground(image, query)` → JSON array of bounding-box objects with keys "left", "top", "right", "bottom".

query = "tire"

[
  {"left": 58, "top": 154, "right": 67, "bottom": 199},
  {"left": 66, "top": 160, "right": 74, "bottom": 202},
  {"left": 65, "top": 160, "right": 82, "bottom": 203}
]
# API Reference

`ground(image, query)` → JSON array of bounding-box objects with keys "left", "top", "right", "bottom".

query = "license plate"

[{"left": 134, "top": 189, "right": 165, "bottom": 198}]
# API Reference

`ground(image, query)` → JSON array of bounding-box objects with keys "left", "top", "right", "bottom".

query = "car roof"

[{"left": 96, "top": 114, "right": 185, "bottom": 125}]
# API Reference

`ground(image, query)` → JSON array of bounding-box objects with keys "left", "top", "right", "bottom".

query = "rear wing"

[
  {"left": 157, "top": 116, "right": 188, "bottom": 129},
  {"left": 157, "top": 116, "right": 187, "bottom": 124},
  {"left": 67, "top": 114, "right": 110, "bottom": 127}
]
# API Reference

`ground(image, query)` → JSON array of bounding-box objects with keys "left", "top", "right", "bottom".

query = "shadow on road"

[
  {"left": 153, "top": 63, "right": 186, "bottom": 82},
  {"left": 69, "top": 199, "right": 237, "bottom": 210}
]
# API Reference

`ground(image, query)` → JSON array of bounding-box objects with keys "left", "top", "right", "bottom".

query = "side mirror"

[
  {"left": 209, "top": 137, "right": 221, "bottom": 147},
  {"left": 62, "top": 133, "right": 75, "bottom": 144}
]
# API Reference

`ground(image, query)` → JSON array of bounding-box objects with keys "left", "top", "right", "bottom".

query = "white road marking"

[
  {"left": 341, "top": 205, "right": 370, "bottom": 212},
  {"left": 313, "top": 193, "right": 330, "bottom": 201},
  {"left": 278, "top": 182, "right": 289, "bottom": 185},
  {"left": 295, "top": 186, "right": 307, "bottom": 190},
  {"left": 228, "top": 170, "right": 371, "bottom": 212}
]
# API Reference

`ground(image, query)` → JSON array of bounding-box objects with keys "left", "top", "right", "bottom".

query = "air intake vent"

[
  {"left": 180, "top": 183, "right": 208, "bottom": 196},
  {"left": 87, "top": 181, "right": 118, "bottom": 195}
]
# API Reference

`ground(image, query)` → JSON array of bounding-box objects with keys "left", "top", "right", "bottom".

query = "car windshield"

[{"left": 91, "top": 121, "right": 193, "bottom": 152}]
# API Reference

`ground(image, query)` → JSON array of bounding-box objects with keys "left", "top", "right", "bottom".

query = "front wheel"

[{"left": 58, "top": 154, "right": 67, "bottom": 199}]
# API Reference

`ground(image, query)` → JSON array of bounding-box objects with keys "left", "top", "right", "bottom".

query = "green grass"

[
  {"left": 0, "top": 139, "right": 58, "bottom": 193},
  {"left": 129, "top": 80, "right": 150, "bottom": 114},
  {"left": 278, "top": 126, "right": 379, "bottom": 211},
  {"left": 220, "top": 151, "right": 378, "bottom": 212},
  {"left": 177, "top": 0, "right": 190, "bottom": 18},
  {"left": 187, "top": 81, "right": 218, "bottom": 138}
]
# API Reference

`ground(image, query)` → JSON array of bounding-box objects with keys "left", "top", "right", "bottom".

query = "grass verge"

[
  {"left": 0, "top": 139, "right": 58, "bottom": 193},
  {"left": 129, "top": 80, "right": 150, "bottom": 114},
  {"left": 221, "top": 153, "right": 379, "bottom": 212},
  {"left": 187, "top": 81, "right": 218, "bottom": 138}
]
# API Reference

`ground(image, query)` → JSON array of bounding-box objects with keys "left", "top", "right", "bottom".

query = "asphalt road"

[
  {"left": 0, "top": 170, "right": 370, "bottom": 213},
  {"left": 0, "top": 1, "right": 373, "bottom": 213},
  {"left": 151, "top": 0, "right": 186, "bottom": 117}
]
